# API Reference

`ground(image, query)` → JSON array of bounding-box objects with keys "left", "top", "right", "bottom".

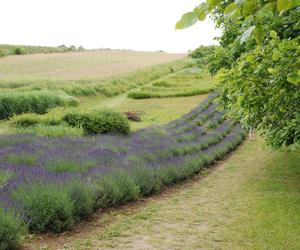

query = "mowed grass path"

[
  {"left": 0, "top": 50, "right": 185, "bottom": 81},
  {"left": 24, "top": 138, "right": 300, "bottom": 250},
  {"left": 79, "top": 94, "right": 208, "bottom": 130}
]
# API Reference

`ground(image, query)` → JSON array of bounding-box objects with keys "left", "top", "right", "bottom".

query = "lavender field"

[{"left": 0, "top": 94, "right": 245, "bottom": 248}]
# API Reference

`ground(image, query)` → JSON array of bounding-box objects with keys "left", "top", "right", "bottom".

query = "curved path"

[{"left": 24, "top": 138, "right": 300, "bottom": 250}]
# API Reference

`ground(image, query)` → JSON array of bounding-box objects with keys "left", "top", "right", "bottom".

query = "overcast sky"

[{"left": 0, "top": 0, "right": 221, "bottom": 53}]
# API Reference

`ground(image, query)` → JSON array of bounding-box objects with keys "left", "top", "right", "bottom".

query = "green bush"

[
  {"left": 127, "top": 92, "right": 155, "bottom": 99},
  {"left": 0, "top": 91, "right": 79, "bottom": 120},
  {"left": 127, "top": 87, "right": 214, "bottom": 99},
  {"left": 63, "top": 109, "right": 130, "bottom": 135},
  {"left": 13, "top": 184, "right": 74, "bottom": 233},
  {"left": 67, "top": 181, "right": 94, "bottom": 220},
  {"left": 131, "top": 167, "right": 162, "bottom": 196},
  {"left": 0, "top": 209, "right": 25, "bottom": 250},
  {"left": 13, "top": 47, "right": 26, "bottom": 55},
  {"left": 10, "top": 113, "right": 62, "bottom": 128},
  {"left": 94, "top": 172, "right": 140, "bottom": 208},
  {"left": 10, "top": 113, "right": 41, "bottom": 128}
]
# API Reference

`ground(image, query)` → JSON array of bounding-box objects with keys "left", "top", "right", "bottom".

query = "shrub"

[
  {"left": 62, "top": 112, "right": 88, "bottom": 128},
  {"left": 0, "top": 209, "right": 25, "bottom": 250},
  {"left": 94, "top": 172, "right": 140, "bottom": 208},
  {"left": 10, "top": 113, "right": 41, "bottom": 128},
  {"left": 13, "top": 47, "right": 26, "bottom": 55},
  {"left": 127, "top": 92, "right": 155, "bottom": 99},
  {"left": 67, "top": 181, "right": 94, "bottom": 220},
  {"left": 13, "top": 184, "right": 74, "bottom": 233},
  {"left": 0, "top": 91, "right": 79, "bottom": 120},
  {"left": 44, "top": 159, "right": 82, "bottom": 173},
  {"left": 131, "top": 167, "right": 162, "bottom": 196},
  {"left": 63, "top": 109, "right": 130, "bottom": 135}
]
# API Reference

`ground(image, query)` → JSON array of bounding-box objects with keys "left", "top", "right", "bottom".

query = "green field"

[{"left": 0, "top": 50, "right": 214, "bottom": 136}]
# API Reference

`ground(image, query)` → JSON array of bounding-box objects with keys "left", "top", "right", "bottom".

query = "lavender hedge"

[{"left": 0, "top": 94, "right": 246, "bottom": 248}]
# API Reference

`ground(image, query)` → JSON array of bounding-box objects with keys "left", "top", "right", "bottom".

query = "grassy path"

[{"left": 24, "top": 138, "right": 300, "bottom": 250}]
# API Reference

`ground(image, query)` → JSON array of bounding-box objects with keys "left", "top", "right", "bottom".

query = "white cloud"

[{"left": 0, "top": 0, "right": 221, "bottom": 53}]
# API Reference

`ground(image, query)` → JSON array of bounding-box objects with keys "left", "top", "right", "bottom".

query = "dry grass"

[{"left": 0, "top": 50, "right": 185, "bottom": 81}]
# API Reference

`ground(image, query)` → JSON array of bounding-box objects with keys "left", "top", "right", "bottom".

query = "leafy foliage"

[
  {"left": 177, "top": 0, "right": 300, "bottom": 148},
  {"left": 63, "top": 109, "right": 130, "bottom": 135}
]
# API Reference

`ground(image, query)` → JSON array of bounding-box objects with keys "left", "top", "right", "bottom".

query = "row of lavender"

[{"left": 0, "top": 94, "right": 246, "bottom": 249}]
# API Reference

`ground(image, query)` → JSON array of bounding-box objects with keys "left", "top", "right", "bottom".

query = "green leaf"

[
  {"left": 224, "top": 3, "right": 239, "bottom": 17},
  {"left": 194, "top": 3, "right": 209, "bottom": 21},
  {"left": 176, "top": 12, "right": 198, "bottom": 29},
  {"left": 206, "top": 0, "right": 221, "bottom": 9},
  {"left": 267, "top": 68, "right": 275, "bottom": 74},
  {"left": 277, "top": 0, "right": 300, "bottom": 12},
  {"left": 288, "top": 0, "right": 300, "bottom": 10},
  {"left": 246, "top": 54, "right": 255, "bottom": 62},
  {"left": 242, "top": 0, "right": 256, "bottom": 16},
  {"left": 253, "top": 25, "right": 263, "bottom": 45},
  {"left": 277, "top": 0, "right": 289, "bottom": 12},
  {"left": 240, "top": 26, "right": 255, "bottom": 44},
  {"left": 287, "top": 72, "right": 300, "bottom": 84},
  {"left": 272, "top": 51, "right": 281, "bottom": 61},
  {"left": 270, "top": 30, "right": 278, "bottom": 39}
]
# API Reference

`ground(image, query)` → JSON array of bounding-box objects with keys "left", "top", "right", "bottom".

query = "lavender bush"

[{"left": 0, "top": 94, "right": 246, "bottom": 248}]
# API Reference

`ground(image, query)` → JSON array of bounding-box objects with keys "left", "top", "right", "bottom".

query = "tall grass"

[
  {"left": 0, "top": 91, "right": 78, "bottom": 120},
  {"left": 0, "top": 59, "right": 193, "bottom": 98}
]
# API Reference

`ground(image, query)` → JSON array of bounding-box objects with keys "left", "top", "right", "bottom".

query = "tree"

[{"left": 177, "top": 0, "right": 300, "bottom": 149}]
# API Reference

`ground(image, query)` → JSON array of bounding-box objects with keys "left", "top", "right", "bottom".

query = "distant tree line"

[{"left": 0, "top": 44, "right": 85, "bottom": 57}]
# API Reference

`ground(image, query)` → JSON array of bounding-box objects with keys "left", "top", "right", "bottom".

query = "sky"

[{"left": 0, "top": 0, "right": 221, "bottom": 53}]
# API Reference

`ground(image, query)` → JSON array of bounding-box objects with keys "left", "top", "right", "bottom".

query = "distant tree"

[
  {"left": 69, "top": 45, "right": 76, "bottom": 51},
  {"left": 13, "top": 47, "right": 26, "bottom": 55},
  {"left": 58, "top": 45, "right": 68, "bottom": 52}
]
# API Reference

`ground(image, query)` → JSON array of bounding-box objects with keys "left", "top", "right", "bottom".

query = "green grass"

[
  {"left": 228, "top": 145, "right": 300, "bottom": 249},
  {"left": 127, "top": 66, "right": 215, "bottom": 99}
]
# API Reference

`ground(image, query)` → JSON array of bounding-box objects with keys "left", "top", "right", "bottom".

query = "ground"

[{"left": 23, "top": 137, "right": 300, "bottom": 250}]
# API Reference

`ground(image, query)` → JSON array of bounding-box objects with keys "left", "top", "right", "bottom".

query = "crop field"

[{"left": 0, "top": 50, "right": 185, "bottom": 81}]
